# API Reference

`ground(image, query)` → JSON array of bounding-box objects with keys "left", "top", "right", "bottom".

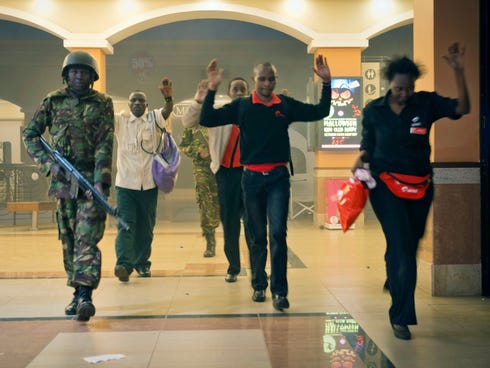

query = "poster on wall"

[{"left": 319, "top": 77, "right": 362, "bottom": 149}]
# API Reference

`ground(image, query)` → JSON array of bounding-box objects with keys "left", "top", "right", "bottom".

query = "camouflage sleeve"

[
  {"left": 179, "top": 127, "right": 205, "bottom": 160},
  {"left": 93, "top": 95, "right": 115, "bottom": 190},
  {"left": 22, "top": 96, "right": 54, "bottom": 177}
]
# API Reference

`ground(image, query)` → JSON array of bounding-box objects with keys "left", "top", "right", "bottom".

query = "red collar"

[{"left": 252, "top": 91, "right": 281, "bottom": 107}]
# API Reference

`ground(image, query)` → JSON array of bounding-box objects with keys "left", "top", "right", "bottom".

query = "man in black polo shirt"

[{"left": 200, "top": 56, "right": 332, "bottom": 311}]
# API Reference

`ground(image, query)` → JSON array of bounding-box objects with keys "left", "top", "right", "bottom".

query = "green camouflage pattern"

[
  {"left": 57, "top": 198, "right": 106, "bottom": 288},
  {"left": 179, "top": 127, "right": 209, "bottom": 163},
  {"left": 23, "top": 87, "right": 113, "bottom": 289},
  {"left": 179, "top": 127, "right": 220, "bottom": 235},
  {"left": 23, "top": 87, "right": 114, "bottom": 198}
]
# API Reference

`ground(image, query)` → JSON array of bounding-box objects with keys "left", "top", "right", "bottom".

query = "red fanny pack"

[{"left": 379, "top": 172, "right": 431, "bottom": 200}]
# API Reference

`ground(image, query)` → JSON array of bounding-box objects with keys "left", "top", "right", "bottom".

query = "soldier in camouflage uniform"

[
  {"left": 23, "top": 51, "right": 114, "bottom": 322},
  {"left": 179, "top": 126, "right": 220, "bottom": 257}
]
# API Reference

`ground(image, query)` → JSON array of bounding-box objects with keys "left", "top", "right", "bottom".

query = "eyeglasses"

[{"left": 256, "top": 76, "right": 277, "bottom": 82}]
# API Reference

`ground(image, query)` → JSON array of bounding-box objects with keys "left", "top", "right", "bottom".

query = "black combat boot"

[
  {"left": 64, "top": 286, "right": 80, "bottom": 316},
  {"left": 76, "top": 285, "right": 96, "bottom": 322},
  {"left": 203, "top": 232, "right": 216, "bottom": 257}
]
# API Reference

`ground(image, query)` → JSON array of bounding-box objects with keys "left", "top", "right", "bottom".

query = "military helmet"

[{"left": 61, "top": 51, "right": 99, "bottom": 81}]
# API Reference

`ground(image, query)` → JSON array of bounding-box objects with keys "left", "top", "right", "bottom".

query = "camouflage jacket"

[
  {"left": 23, "top": 87, "right": 114, "bottom": 198},
  {"left": 179, "top": 127, "right": 211, "bottom": 167}
]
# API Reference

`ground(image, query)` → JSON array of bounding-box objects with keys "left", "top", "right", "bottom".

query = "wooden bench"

[{"left": 6, "top": 201, "right": 57, "bottom": 230}]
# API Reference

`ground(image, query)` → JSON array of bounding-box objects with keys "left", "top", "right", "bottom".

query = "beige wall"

[
  {"left": 414, "top": 0, "right": 481, "bottom": 295},
  {"left": 415, "top": 0, "right": 480, "bottom": 163},
  {"left": 0, "top": 0, "right": 413, "bottom": 43}
]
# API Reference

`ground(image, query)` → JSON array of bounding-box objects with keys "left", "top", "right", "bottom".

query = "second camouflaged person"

[{"left": 179, "top": 125, "right": 220, "bottom": 257}]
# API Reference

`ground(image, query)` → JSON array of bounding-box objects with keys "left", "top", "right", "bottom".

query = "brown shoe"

[
  {"left": 115, "top": 265, "right": 129, "bottom": 282},
  {"left": 391, "top": 324, "right": 411, "bottom": 340}
]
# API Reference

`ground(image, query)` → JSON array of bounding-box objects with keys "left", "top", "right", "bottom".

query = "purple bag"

[{"left": 152, "top": 130, "right": 181, "bottom": 193}]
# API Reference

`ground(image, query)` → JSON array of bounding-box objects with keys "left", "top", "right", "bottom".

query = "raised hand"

[
  {"left": 443, "top": 42, "right": 465, "bottom": 71},
  {"left": 159, "top": 77, "right": 173, "bottom": 98},
  {"left": 312, "top": 54, "right": 331, "bottom": 83},
  {"left": 194, "top": 80, "right": 209, "bottom": 103},
  {"left": 206, "top": 59, "right": 224, "bottom": 90}
]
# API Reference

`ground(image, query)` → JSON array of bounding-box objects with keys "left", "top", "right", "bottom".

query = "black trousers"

[
  {"left": 215, "top": 166, "right": 252, "bottom": 275},
  {"left": 369, "top": 178, "right": 434, "bottom": 326}
]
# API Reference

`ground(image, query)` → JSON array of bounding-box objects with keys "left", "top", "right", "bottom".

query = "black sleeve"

[
  {"left": 199, "top": 90, "right": 238, "bottom": 127},
  {"left": 288, "top": 82, "right": 332, "bottom": 122}
]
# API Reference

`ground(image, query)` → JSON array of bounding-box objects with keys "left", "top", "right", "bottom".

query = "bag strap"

[
  {"left": 386, "top": 172, "right": 430, "bottom": 185},
  {"left": 141, "top": 110, "right": 164, "bottom": 155}
]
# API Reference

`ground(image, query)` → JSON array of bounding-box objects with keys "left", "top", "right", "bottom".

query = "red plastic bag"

[{"left": 337, "top": 177, "right": 369, "bottom": 232}]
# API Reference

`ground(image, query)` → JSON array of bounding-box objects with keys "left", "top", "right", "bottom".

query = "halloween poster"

[{"left": 320, "top": 77, "right": 362, "bottom": 149}]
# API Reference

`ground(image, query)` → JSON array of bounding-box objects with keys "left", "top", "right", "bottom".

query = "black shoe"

[
  {"left": 383, "top": 280, "right": 390, "bottom": 293},
  {"left": 252, "top": 289, "right": 266, "bottom": 302},
  {"left": 76, "top": 286, "right": 95, "bottom": 322},
  {"left": 115, "top": 265, "right": 129, "bottom": 282},
  {"left": 391, "top": 324, "right": 411, "bottom": 340},
  {"left": 225, "top": 274, "right": 237, "bottom": 283},
  {"left": 135, "top": 266, "right": 151, "bottom": 278},
  {"left": 272, "top": 294, "right": 290, "bottom": 311},
  {"left": 64, "top": 287, "right": 79, "bottom": 316},
  {"left": 76, "top": 301, "right": 96, "bottom": 322},
  {"left": 65, "top": 300, "right": 78, "bottom": 316}
]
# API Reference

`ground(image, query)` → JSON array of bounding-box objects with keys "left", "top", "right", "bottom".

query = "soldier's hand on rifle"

[
  {"left": 85, "top": 183, "right": 103, "bottom": 200},
  {"left": 50, "top": 163, "right": 65, "bottom": 179}
]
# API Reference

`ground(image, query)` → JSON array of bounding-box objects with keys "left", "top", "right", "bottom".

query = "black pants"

[
  {"left": 369, "top": 178, "right": 434, "bottom": 326},
  {"left": 215, "top": 166, "right": 252, "bottom": 275}
]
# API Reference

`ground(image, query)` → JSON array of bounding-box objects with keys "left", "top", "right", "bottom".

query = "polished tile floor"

[{"left": 0, "top": 207, "right": 489, "bottom": 367}]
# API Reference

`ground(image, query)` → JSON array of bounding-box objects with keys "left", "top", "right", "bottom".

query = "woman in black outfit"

[{"left": 352, "top": 42, "right": 470, "bottom": 340}]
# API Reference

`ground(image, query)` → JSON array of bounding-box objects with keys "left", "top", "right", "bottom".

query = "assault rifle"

[{"left": 39, "top": 136, "right": 130, "bottom": 231}]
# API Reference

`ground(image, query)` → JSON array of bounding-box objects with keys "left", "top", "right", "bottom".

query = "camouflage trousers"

[
  {"left": 192, "top": 163, "right": 220, "bottom": 236},
  {"left": 56, "top": 197, "right": 106, "bottom": 289}
]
